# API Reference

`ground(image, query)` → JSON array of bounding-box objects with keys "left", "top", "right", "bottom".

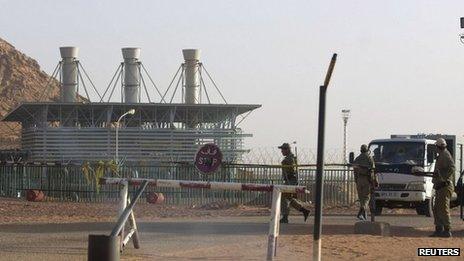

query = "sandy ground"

[{"left": 0, "top": 198, "right": 463, "bottom": 260}]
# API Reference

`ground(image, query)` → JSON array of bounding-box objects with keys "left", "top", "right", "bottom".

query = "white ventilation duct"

[
  {"left": 122, "top": 48, "right": 141, "bottom": 103},
  {"left": 59, "top": 47, "right": 79, "bottom": 102},
  {"left": 182, "top": 49, "right": 201, "bottom": 104}
]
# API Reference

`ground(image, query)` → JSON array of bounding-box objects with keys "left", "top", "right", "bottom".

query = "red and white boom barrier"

[{"left": 99, "top": 177, "right": 309, "bottom": 260}]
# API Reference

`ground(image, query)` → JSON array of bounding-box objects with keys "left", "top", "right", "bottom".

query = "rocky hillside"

[{"left": 0, "top": 38, "right": 61, "bottom": 148}]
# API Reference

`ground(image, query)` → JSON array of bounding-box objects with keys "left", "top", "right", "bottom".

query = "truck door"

[{"left": 426, "top": 144, "right": 436, "bottom": 168}]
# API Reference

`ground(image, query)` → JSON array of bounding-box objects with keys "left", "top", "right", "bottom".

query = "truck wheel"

[
  {"left": 416, "top": 195, "right": 435, "bottom": 217},
  {"left": 373, "top": 205, "right": 383, "bottom": 216},
  {"left": 416, "top": 206, "right": 425, "bottom": 215},
  {"left": 424, "top": 195, "right": 435, "bottom": 217}
]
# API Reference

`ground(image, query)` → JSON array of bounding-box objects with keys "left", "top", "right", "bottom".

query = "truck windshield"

[{"left": 369, "top": 142, "right": 425, "bottom": 166}]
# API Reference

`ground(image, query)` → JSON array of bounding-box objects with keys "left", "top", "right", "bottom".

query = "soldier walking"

[
  {"left": 353, "top": 144, "right": 377, "bottom": 221},
  {"left": 278, "top": 143, "right": 310, "bottom": 223},
  {"left": 430, "top": 138, "right": 455, "bottom": 238}
]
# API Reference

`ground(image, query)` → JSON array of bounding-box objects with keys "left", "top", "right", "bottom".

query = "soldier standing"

[
  {"left": 430, "top": 138, "right": 455, "bottom": 238},
  {"left": 278, "top": 143, "right": 310, "bottom": 223},
  {"left": 353, "top": 144, "right": 377, "bottom": 221}
]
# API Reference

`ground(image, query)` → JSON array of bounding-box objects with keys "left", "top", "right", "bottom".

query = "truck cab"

[{"left": 365, "top": 134, "right": 463, "bottom": 216}]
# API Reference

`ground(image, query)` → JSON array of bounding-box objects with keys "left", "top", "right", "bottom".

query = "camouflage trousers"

[
  {"left": 280, "top": 193, "right": 306, "bottom": 217},
  {"left": 433, "top": 185, "right": 453, "bottom": 230},
  {"left": 356, "top": 175, "right": 371, "bottom": 210}
]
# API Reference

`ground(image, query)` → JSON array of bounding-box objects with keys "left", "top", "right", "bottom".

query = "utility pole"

[
  {"left": 341, "top": 109, "right": 351, "bottom": 164},
  {"left": 313, "top": 53, "right": 337, "bottom": 261},
  {"left": 459, "top": 17, "right": 464, "bottom": 221}
]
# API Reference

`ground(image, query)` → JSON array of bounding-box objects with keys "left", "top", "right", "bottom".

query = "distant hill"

[{"left": 0, "top": 37, "right": 60, "bottom": 148}]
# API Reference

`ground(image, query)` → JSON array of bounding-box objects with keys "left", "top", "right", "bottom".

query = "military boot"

[
  {"left": 356, "top": 208, "right": 366, "bottom": 221},
  {"left": 440, "top": 228, "right": 452, "bottom": 238},
  {"left": 362, "top": 209, "right": 368, "bottom": 221},
  {"left": 302, "top": 209, "right": 310, "bottom": 222},
  {"left": 429, "top": 226, "right": 443, "bottom": 237}
]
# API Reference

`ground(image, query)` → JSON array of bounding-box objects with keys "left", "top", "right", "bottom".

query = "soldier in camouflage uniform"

[
  {"left": 278, "top": 143, "right": 310, "bottom": 224},
  {"left": 430, "top": 138, "right": 455, "bottom": 238},
  {"left": 353, "top": 144, "right": 377, "bottom": 221}
]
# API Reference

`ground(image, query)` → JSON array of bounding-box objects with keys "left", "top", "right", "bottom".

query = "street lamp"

[
  {"left": 115, "top": 109, "right": 136, "bottom": 163},
  {"left": 292, "top": 141, "right": 298, "bottom": 174},
  {"left": 292, "top": 141, "right": 298, "bottom": 162},
  {"left": 460, "top": 17, "right": 464, "bottom": 44},
  {"left": 341, "top": 109, "right": 351, "bottom": 164}
]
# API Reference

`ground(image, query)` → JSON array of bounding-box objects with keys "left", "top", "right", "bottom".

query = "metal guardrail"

[{"left": 0, "top": 163, "right": 356, "bottom": 206}]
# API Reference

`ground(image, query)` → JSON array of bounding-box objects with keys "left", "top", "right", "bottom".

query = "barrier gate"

[{"left": 98, "top": 177, "right": 309, "bottom": 261}]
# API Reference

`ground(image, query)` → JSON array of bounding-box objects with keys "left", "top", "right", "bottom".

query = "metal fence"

[{"left": 0, "top": 163, "right": 356, "bottom": 207}]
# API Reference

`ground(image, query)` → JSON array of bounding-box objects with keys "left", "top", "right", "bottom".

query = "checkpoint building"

[{"left": 2, "top": 47, "right": 260, "bottom": 163}]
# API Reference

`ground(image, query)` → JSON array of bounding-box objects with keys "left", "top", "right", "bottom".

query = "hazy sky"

[{"left": 1, "top": 0, "right": 464, "bottom": 152}]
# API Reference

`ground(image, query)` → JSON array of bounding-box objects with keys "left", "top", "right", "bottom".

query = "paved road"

[{"left": 0, "top": 214, "right": 462, "bottom": 260}]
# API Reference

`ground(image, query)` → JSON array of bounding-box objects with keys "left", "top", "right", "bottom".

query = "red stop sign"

[{"left": 194, "top": 144, "right": 223, "bottom": 173}]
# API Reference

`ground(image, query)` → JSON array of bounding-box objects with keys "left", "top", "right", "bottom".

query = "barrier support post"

[
  {"left": 267, "top": 187, "right": 282, "bottom": 261},
  {"left": 118, "top": 181, "right": 128, "bottom": 250},
  {"left": 111, "top": 181, "right": 149, "bottom": 239},
  {"left": 126, "top": 198, "right": 140, "bottom": 249}
]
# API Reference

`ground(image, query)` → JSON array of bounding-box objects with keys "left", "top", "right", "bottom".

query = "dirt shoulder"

[{"left": 0, "top": 198, "right": 271, "bottom": 224}]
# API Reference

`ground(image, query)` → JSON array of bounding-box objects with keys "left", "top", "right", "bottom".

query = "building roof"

[{"left": 2, "top": 102, "right": 261, "bottom": 123}]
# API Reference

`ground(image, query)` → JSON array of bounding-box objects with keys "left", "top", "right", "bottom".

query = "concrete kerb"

[{"left": 354, "top": 221, "right": 391, "bottom": 236}]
